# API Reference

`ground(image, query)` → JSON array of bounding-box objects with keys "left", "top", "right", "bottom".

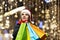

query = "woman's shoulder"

[{"left": 14, "top": 24, "right": 20, "bottom": 29}]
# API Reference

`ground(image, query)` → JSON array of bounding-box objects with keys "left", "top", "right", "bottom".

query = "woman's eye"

[
  {"left": 21, "top": 13, "right": 28, "bottom": 16},
  {"left": 26, "top": 14, "right": 28, "bottom": 16},
  {"left": 22, "top": 14, "right": 24, "bottom": 15}
]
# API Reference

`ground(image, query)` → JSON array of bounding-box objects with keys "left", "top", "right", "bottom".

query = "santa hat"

[{"left": 21, "top": 9, "right": 31, "bottom": 16}]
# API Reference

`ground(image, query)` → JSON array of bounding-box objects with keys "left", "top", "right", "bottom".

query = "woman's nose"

[{"left": 23, "top": 14, "right": 26, "bottom": 16}]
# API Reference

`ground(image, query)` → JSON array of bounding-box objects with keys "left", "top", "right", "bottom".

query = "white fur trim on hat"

[{"left": 21, "top": 9, "right": 31, "bottom": 16}]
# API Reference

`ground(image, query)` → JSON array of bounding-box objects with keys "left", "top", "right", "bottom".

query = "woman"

[
  {"left": 13, "top": 9, "right": 32, "bottom": 40},
  {"left": 4, "top": 6, "right": 46, "bottom": 40}
]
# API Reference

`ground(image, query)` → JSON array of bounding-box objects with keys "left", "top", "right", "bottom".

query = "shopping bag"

[
  {"left": 30, "top": 23, "right": 46, "bottom": 40},
  {"left": 27, "top": 23, "right": 39, "bottom": 40},
  {"left": 15, "top": 23, "right": 27, "bottom": 40},
  {"left": 26, "top": 27, "right": 30, "bottom": 40}
]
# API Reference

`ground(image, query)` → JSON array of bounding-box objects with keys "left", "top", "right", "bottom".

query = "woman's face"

[{"left": 21, "top": 12, "right": 29, "bottom": 21}]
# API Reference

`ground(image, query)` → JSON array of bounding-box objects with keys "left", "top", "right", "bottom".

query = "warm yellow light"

[
  {"left": 0, "top": 6, "right": 3, "bottom": 9},
  {"left": 23, "top": 2, "right": 25, "bottom": 5},
  {"left": 39, "top": 14, "right": 41, "bottom": 17},
  {"left": 19, "top": 0, "right": 22, "bottom": 2},
  {"left": 6, "top": 20, "right": 10, "bottom": 23},
  {"left": 7, "top": 17, "right": 9, "bottom": 19},
  {"left": 45, "top": 13, "right": 50, "bottom": 19},
  {"left": 46, "top": 27, "right": 49, "bottom": 30},
  {"left": 4, "top": 25, "right": 10, "bottom": 29},
  {"left": 35, "top": 7, "right": 37, "bottom": 11},
  {"left": 50, "top": 30, "right": 53, "bottom": 33},
  {"left": 45, "top": 9, "right": 49, "bottom": 13},
  {"left": 0, "top": 19, "right": 3, "bottom": 21},
  {"left": 53, "top": 16, "right": 56, "bottom": 19},
  {"left": 2, "top": 1, "right": 5, "bottom": 5},
  {"left": 58, "top": 30, "right": 60, "bottom": 33},
  {"left": 41, "top": 10, "right": 44, "bottom": 13},
  {"left": 9, "top": 0, "right": 14, "bottom": 2},
  {"left": 15, "top": 3, "right": 17, "bottom": 6},
  {"left": 5, "top": 23, "right": 9, "bottom": 26},
  {"left": 39, "top": 6, "right": 41, "bottom": 8},
  {"left": 50, "top": 0, "right": 53, "bottom": 2},
  {"left": 0, "top": 10, "right": 3, "bottom": 13},
  {"left": 54, "top": 0, "right": 56, "bottom": 1},
  {"left": 0, "top": 23, "right": 3, "bottom": 27},
  {"left": 5, "top": 4, "right": 7, "bottom": 6},
  {"left": 41, "top": 1, "right": 43, "bottom": 4},
  {"left": 14, "top": 14, "right": 18, "bottom": 18},
  {"left": 50, "top": 23, "right": 57, "bottom": 30},
  {"left": 10, "top": 6, "right": 13, "bottom": 9},
  {"left": 52, "top": 11, "right": 54, "bottom": 13},
  {"left": 0, "top": 15, "right": 3, "bottom": 18}
]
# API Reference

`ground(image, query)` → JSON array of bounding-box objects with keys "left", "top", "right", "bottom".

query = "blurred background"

[{"left": 0, "top": 0, "right": 60, "bottom": 40}]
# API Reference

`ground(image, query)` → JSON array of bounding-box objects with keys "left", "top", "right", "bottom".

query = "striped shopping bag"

[{"left": 27, "top": 23, "right": 39, "bottom": 40}]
